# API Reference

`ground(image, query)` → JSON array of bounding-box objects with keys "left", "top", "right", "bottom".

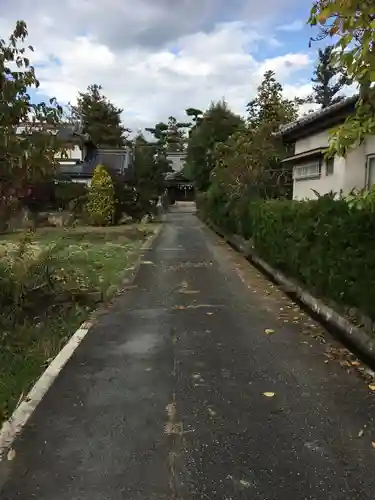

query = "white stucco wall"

[
  {"left": 292, "top": 130, "right": 375, "bottom": 200},
  {"left": 293, "top": 130, "right": 344, "bottom": 200},
  {"left": 294, "top": 130, "right": 329, "bottom": 155},
  {"left": 293, "top": 156, "right": 346, "bottom": 200},
  {"left": 343, "top": 144, "right": 366, "bottom": 193}
]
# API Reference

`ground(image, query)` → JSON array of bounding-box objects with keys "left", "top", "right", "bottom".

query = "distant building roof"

[
  {"left": 276, "top": 95, "right": 358, "bottom": 142},
  {"left": 59, "top": 148, "right": 134, "bottom": 182}
]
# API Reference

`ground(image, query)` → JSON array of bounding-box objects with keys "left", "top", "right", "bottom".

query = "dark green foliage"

[
  {"left": 130, "top": 132, "right": 171, "bottom": 218},
  {"left": 146, "top": 116, "right": 188, "bottom": 152},
  {"left": 311, "top": 46, "right": 349, "bottom": 108},
  {"left": 70, "top": 84, "right": 127, "bottom": 147},
  {"left": 200, "top": 194, "right": 375, "bottom": 321},
  {"left": 186, "top": 100, "right": 244, "bottom": 192},
  {"left": 54, "top": 181, "right": 87, "bottom": 212}
]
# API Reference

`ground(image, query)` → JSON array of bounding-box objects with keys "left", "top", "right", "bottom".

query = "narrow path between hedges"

[{"left": 1, "top": 203, "right": 375, "bottom": 499}]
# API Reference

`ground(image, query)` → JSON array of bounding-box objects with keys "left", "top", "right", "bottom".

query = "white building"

[{"left": 277, "top": 97, "right": 375, "bottom": 200}]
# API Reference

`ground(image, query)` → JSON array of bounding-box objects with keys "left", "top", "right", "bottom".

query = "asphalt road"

[{"left": 1, "top": 203, "right": 375, "bottom": 499}]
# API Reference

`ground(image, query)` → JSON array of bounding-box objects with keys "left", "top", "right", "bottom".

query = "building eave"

[
  {"left": 282, "top": 147, "right": 326, "bottom": 164},
  {"left": 276, "top": 95, "right": 358, "bottom": 143}
]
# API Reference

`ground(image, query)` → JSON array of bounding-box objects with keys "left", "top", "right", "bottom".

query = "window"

[
  {"left": 293, "top": 160, "right": 321, "bottom": 181},
  {"left": 367, "top": 156, "right": 375, "bottom": 189},
  {"left": 326, "top": 157, "right": 334, "bottom": 176}
]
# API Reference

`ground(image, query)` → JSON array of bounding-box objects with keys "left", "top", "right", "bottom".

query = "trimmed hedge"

[{"left": 199, "top": 193, "right": 375, "bottom": 321}]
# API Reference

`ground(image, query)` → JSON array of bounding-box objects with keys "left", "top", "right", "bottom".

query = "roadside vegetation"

[
  {"left": 188, "top": 1, "right": 375, "bottom": 332},
  {"left": 0, "top": 224, "right": 156, "bottom": 423},
  {"left": 0, "top": 22, "right": 163, "bottom": 425}
]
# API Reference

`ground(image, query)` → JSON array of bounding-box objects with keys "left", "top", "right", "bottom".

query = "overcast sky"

[{"left": 2, "top": 0, "right": 324, "bottom": 132}]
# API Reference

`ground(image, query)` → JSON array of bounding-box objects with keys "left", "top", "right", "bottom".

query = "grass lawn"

[{"left": 0, "top": 224, "right": 159, "bottom": 424}]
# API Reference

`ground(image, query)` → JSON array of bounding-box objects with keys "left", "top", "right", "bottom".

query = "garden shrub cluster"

[
  {"left": 198, "top": 192, "right": 375, "bottom": 321},
  {"left": 54, "top": 181, "right": 88, "bottom": 213}
]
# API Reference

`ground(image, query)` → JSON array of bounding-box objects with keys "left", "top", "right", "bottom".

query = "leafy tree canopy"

[
  {"left": 186, "top": 100, "right": 244, "bottom": 191},
  {"left": 0, "top": 20, "right": 63, "bottom": 228},
  {"left": 308, "top": 0, "right": 375, "bottom": 155}
]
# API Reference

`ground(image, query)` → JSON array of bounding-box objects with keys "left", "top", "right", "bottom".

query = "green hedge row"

[{"left": 197, "top": 191, "right": 375, "bottom": 321}]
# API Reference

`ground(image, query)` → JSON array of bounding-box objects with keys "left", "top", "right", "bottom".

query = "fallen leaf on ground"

[
  {"left": 369, "top": 384, "right": 375, "bottom": 391},
  {"left": 358, "top": 429, "right": 365, "bottom": 438},
  {"left": 264, "top": 329, "right": 275, "bottom": 335},
  {"left": 206, "top": 312, "right": 214, "bottom": 316},
  {"left": 351, "top": 361, "right": 361, "bottom": 367},
  {"left": 263, "top": 392, "right": 276, "bottom": 398},
  {"left": 239, "top": 479, "right": 251, "bottom": 488},
  {"left": 7, "top": 448, "right": 16, "bottom": 461},
  {"left": 141, "top": 261, "right": 154, "bottom": 265},
  {"left": 372, "top": 441, "right": 375, "bottom": 450}
]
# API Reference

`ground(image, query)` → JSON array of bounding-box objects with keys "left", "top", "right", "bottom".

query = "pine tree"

[
  {"left": 71, "top": 84, "right": 128, "bottom": 147},
  {"left": 146, "top": 117, "right": 189, "bottom": 152},
  {"left": 311, "top": 46, "right": 348, "bottom": 109}
]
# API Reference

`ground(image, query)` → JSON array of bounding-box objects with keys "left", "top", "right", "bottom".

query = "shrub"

[
  {"left": 86, "top": 165, "right": 115, "bottom": 226},
  {"left": 54, "top": 181, "right": 87, "bottom": 212},
  {"left": 200, "top": 192, "right": 375, "bottom": 320}
]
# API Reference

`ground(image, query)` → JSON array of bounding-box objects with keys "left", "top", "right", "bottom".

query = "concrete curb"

[
  {"left": 0, "top": 225, "right": 162, "bottom": 462},
  {"left": 205, "top": 219, "right": 375, "bottom": 365}
]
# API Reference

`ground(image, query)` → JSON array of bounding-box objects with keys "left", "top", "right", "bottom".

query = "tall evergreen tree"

[
  {"left": 71, "top": 84, "right": 128, "bottom": 147},
  {"left": 186, "top": 101, "right": 244, "bottom": 192},
  {"left": 247, "top": 70, "right": 299, "bottom": 130},
  {"left": 311, "top": 46, "right": 348, "bottom": 109}
]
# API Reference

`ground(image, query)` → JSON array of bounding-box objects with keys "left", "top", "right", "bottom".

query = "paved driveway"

[{"left": 1, "top": 204, "right": 375, "bottom": 499}]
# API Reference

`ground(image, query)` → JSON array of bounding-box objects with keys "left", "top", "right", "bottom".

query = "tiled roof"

[
  {"left": 59, "top": 148, "right": 134, "bottom": 181},
  {"left": 276, "top": 95, "right": 357, "bottom": 137}
]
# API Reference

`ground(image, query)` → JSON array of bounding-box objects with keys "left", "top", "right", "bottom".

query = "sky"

[{"left": 1, "top": 0, "right": 330, "bottom": 133}]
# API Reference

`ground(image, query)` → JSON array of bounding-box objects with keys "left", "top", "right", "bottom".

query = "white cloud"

[
  {"left": 277, "top": 19, "right": 305, "bottom": 32},
  {"left": 3, "top": 0, "right": 313, "bottom": 132}
]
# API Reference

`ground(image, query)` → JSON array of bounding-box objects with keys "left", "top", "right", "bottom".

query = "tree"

[
  {"left": 311, "top": 46, "right": 348, "bottom": 108},
  {"left": 130, "top": 133, "right": 171, "bottom": 217},
  {"left": 165, "top": 116, "right": 189, "bottom": 151},
  {"left": 185, "top": 108, "right": 203, "bottom": 137},
  {"left": 146, "top": 116, "right": 189, "bottom": 152},
  {"left": 71, "top": 84, "right": 128, "bottom": 148},
  {"left": 186, "top": 100, "right": 244, "bottom": 191},
  {"left": 0, "top": 20, "right": 63, "bottom": 230},
  {"left": 247, "top": 70, "right": 299, "bottom": 130},
  {"left": 186, "top": 108, "right": 203, "bottom": 126},
  {"left": 145, "top": 122, "right": 169, "bottom": 148},
  {"left": 308, "top": 0, "right": 375, "bottom": 155},
  {"left": 211, "top": 71, "right": 300, "bottom": 200},
  {"left": 86, "top": 164, "right": 115, "bottom": 226}
]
